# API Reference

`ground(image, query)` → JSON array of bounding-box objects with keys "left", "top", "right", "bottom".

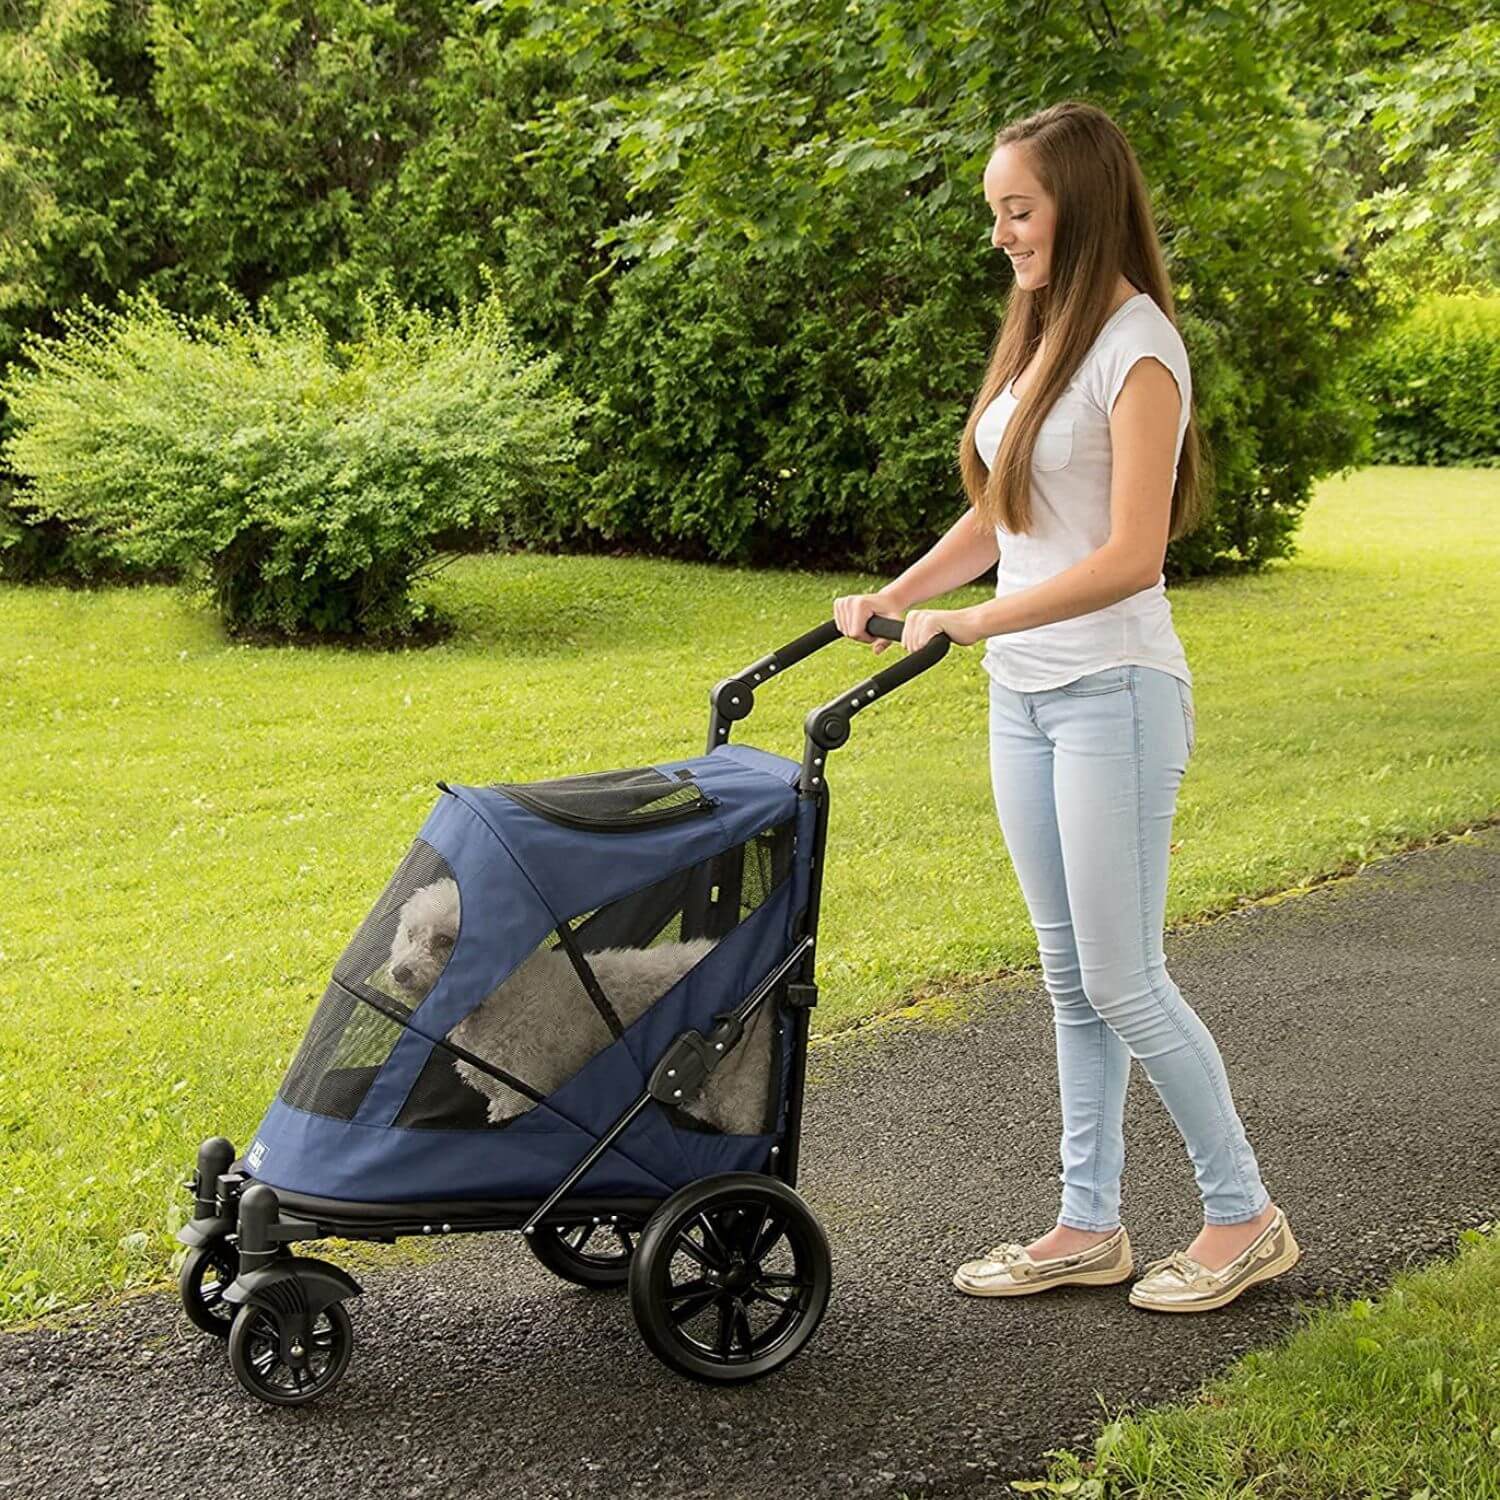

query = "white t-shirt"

[{"left": 973, "top": 291, "right": 1193, "bottom": 692}]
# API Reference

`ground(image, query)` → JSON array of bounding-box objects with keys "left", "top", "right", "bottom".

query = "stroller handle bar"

[{"left": 707, "top": 614, "right": 952, "bottom": 796}]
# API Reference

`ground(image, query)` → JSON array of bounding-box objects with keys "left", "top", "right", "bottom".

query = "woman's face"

[{"left": 984, "top": 145, "right": 1055, "bottom": 289}]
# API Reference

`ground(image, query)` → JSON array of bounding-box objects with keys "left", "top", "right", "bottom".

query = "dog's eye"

[{"left": 433, "top": 933, "right": 455, "bottom": 950}]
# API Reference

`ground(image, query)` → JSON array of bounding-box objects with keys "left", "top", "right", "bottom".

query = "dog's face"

[{"left": 387, "top": 877, "right": 460, "bottom": 1001}]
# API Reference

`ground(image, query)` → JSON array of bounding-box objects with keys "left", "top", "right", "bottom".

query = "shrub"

[
  {"left": 1349, "top": 295, "right": 1500, "bottom": 467},
  {"left": 0, "top": 287, "right": 589, "bottom": 639},
  {"left": 0, "top": 484, "right": 179, "bottom": 584}
]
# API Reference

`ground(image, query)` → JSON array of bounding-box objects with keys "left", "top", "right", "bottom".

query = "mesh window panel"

[
  {"left": 278, "top": 837, "right": 459, "bottom": 1121},
  {"left": 438, "top": 931, "right": 621, "bottom": 1127},
  {"left": 394, "top": 1041, "right": 497, "bottom": 1130},
  {"left": 670, "top": 818, "right": 795, "bottom": 1133},
  {"left": 570, "top": 819, "right": 794, "bottom": 952},
  {"left": 279, "top": 981, "right": 407, "bottom": 1120},
  {"left": 491, "top": 766, "right": 715, "bottom": 831},
  {"left": 333, "top": 838, "right": 459, "bottom": 1015},
  {"left": 579, "top": 816, "right": 794, "bottom": 1133},
  {"left": 396, "top": 817, "right": 797, "bottom": 1131}
]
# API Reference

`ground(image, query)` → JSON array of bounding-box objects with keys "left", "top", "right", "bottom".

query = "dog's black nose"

[{"left": 391, "top": 964, "right": 411, "bottom": 985}]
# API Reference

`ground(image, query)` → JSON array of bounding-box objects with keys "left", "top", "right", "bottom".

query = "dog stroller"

[{"left": 176, "top": 614, "right": 949, "bottom": 1405}]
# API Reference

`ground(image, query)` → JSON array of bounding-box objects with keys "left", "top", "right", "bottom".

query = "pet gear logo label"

[{"left": 247, "top": 1140, "right": 268, "bottom": 1171}]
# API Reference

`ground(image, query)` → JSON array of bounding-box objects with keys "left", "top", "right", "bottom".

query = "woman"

[{"left": 834, "top": 101, "right": 1300, "bottom": 1313}]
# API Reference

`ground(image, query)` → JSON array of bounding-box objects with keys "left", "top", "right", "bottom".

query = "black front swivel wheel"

[
  {"left": 630, "top": 1173, "right": 831, "bottom": 1383},
  {"left": 178, "top": 1239, "right": 240, "bottom": 1338},
  {"left": 227, "top": 1302, "right": 353, "bottom": 1407},
  {"left": 526, "top": 1220, "right": 637, "bottom": 1288}
]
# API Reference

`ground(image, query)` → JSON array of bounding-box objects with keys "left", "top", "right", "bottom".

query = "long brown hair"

[{"left": 959, "top": 101, "right": 1206, "bottom": 541}]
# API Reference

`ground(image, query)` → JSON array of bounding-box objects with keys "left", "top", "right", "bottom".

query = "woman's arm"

[
  {"left": 881, "top": 506, "right": 1000, "bottom": 611},
  {"left": 952, "top": 540, "right": 1147, "bottom": 639}
]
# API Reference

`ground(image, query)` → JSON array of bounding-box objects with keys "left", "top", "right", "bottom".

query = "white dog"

[{"left": 381, "top": 878, "right": 775, "bottom": 1133}]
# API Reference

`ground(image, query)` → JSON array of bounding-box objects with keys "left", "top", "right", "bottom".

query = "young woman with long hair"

[{"left": 834, "top": 101, "right": 1300, "bottom": 1312}]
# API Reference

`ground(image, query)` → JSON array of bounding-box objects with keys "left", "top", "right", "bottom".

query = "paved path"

[{"left": 3, "top": 826, "right": 1497, "bottom": 1500}]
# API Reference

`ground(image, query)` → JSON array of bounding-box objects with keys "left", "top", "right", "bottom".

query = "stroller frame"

[{"left": 177, "top": 614, "right": 948, "bottom": 1403}]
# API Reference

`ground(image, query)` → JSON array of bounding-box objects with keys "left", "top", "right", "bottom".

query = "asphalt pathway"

[{"left": 3, "top": 825, "right": 1497, "bottom": 1500}]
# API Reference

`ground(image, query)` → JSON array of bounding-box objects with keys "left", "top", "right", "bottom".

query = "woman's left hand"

[{"left": 901, "top": 607, "right": 984, "bottom": 652}]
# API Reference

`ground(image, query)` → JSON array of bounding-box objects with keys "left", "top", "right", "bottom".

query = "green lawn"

[
  {"left": 1, "top": 464, "right": 1496, "bottom": 1322},
  {"left": 1004, "top": 1220, "right": 1500, "bottom": 1500}
]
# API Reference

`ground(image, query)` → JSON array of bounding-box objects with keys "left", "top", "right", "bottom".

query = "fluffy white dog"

[{"left": 381, "top": 878, "right": 775, "bottom": 1133}]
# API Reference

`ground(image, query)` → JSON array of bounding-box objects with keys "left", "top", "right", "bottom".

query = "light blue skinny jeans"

[{"left": 987, "top": 662, "right": 1271, "bottom": 1231}]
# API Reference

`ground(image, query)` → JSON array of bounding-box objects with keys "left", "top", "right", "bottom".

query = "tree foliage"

[{"left": 0, "top": 0, "right": 1490, "bottom": 592}]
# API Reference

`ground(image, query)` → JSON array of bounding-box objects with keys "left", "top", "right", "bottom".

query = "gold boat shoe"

[
  {"left": 953, "top": 1226, "right": 1133, "bottom": 1297},
  {"left": 1128, "top": 1208, "right": 1301, "bottom": 1313}
]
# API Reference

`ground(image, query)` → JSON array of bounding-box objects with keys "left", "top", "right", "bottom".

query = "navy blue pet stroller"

[{"left": 176, "top": 615, "right": 949, "bottom": 1405}]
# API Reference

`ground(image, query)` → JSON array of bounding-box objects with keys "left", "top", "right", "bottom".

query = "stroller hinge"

[
  {"left": 783, "top": 982, "right": 818, "bottom": 1010},
  {"left": 646, "top": 1023, "right": 733, "bottom": 1106}
]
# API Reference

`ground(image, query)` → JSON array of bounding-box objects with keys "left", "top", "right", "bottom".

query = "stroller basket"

[{"left": 176, "top": 614, "right": 949, "bottom": 1406}]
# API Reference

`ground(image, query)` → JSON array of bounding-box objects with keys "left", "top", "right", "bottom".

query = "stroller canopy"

[{"left": 246, "top": 743, "right": 816, "bottom": 1205}]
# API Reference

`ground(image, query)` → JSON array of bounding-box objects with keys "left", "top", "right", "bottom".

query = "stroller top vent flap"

[{"left": 245, "top": 742, "right": 815, "bottom": 1204}]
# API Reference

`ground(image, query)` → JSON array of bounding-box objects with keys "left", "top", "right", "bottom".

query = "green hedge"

[
  {"left": 0, "top": 288, "right": 588, "bottom": 639},
  {"left": 3, "top": 0, "right": 1486, "bottom": 589},
  {"left": 1350, "top": 296, "right": 1500, "bottom": 467}
]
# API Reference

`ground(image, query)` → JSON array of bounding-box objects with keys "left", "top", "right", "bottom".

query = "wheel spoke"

[
  {"left": 741, "top": 1201, "right": 771, "bottom": 1259},
  {"left": 565, "top": 1225, "right": 589, "bottom": 1251},
  {"left": 666, "top": 1284, "right": 721, "bottom": 1325},
  {"left": 696, "top": 1211, "right": 734, "bottom": 1267},
  {"left": 757, "top": 1271, "right": 810, "bottom": 1289},
  {"left": 731, "top": 1298, "right": 755, "bottom": 1354},
  {"left": 673, "top": 1235, "right": 717, "bottom": 1273},
  {"left": 715, "top": 1296, "right": 735, "bottom": 1356},
  {"left": 749, "top": 1210, "right": 785, "bottom": 1264},
  {"left": 745, "top": 1285, "right": 795, "bottom": 1309},
  {"left": 664, "top": 1277, "right": 716, "bottom": 1304},
  {"left": 613, "top": 1226, "right": 635, "bottom": 1256}
]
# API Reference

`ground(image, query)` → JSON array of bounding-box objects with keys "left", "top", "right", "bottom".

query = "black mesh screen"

[
  {"left": 430, "top": 925, "right": 706, "bottom": 1128},
  {"left": 394, "top": 816, "right": 797, "bottom": 1131},
  {"left": 394, "top": 1042, "right": 496, "bottom": 1129},
  {"left": 333, "top": 838, "right": 458, "bottom": 1014},
  {"left": 279, "top": 837, "right": 459, "bottom": 1121},
  {"left": 572, "top": 819, "right": 794, "bottom": 951},
  {"left": 666, "top": 818, "right": 794, "bottom": 1134},
  {"left": 278, "top": 982, "right": 407, "bottom": 1120},
  {"left": 492, "top": 766, "right": 714, "bottom": 831}
]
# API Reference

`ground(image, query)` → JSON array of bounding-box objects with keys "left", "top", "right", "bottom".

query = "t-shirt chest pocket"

[{"left": 1032, "top": 415, "right": 1075, "bottom": 472}]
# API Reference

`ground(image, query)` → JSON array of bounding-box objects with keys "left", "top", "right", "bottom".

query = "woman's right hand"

[{"left": 833, "top": 592, "right": 902, "bottom": 654}]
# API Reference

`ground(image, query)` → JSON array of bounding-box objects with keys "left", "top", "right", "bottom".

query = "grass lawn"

[
  {"left": 1, "top": 464, "right": 1496, "bottom": 1323},
  {"left": 1003, "top": 1220, "right": 1500, "bottom": 1500}
]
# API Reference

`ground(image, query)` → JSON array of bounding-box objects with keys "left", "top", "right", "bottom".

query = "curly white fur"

[
  {"left": 385, "top": 878, "right": 776, "bottom": 1133},
  {"left": 386, "top": 876, "right": 460, "bottom": 1000}
]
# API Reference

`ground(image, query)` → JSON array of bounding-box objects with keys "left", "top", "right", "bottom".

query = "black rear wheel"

[
  {"left": 178, "top": 1240, "right": 239, "bottom": 1338},
  {"left": 526, "top": 1220, "right": 637, "bottom": 1288},
  {"left": 226, "top": 1301, "right": 353, "bottom": 1407},
  {"left": 630, "top": 1173, "right": 831, "bottom": 1383}
]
